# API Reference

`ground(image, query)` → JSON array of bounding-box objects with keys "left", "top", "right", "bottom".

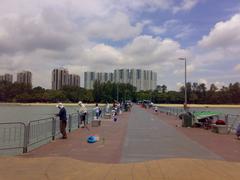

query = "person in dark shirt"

[
  {"left": 236, "top": 123, "right": 240, "bottom": 139},
  {"left": 56, "top": 103, "right": 67, "bottom": 139}
]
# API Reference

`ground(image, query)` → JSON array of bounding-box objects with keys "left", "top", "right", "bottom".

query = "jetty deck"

[{"left": 1, "top": 105, "right": 240, "bottom": 179}]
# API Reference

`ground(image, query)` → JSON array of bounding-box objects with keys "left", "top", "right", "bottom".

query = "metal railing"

[
  {"left": 0, "top": 122, "right": 26, "bottom": 152},
  {"left": 0, "top": 109, "right": 100, "bottom": 155},
  {"left": 226, "top": 114, "right": 240, "bottom": 133},
  {"left": 156, "top": 106, "right": 240, "bottom": 133}
]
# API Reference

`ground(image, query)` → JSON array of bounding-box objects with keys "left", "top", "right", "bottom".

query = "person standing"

[
  {"left": 236, "top": 123, "right": 240, "bottom": 139},
  {"left": 56, "top": 103, "right": 67, "bottom": 139},
  {"left": 105, "top": 102, "right": 110, "bottom": 114},
  {"left": 78, "top": 101, "right": 88, "bottom": 127},
  {"left": 94, "top": 103, "right": 100, "bottom": 119},
  {"left": 112, "top": 101, "right": 118, "bottom": 122}
]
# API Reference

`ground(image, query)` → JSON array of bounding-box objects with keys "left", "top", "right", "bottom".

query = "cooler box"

[
  {"left": 91, "top": 120, "right": 101, "bottom": 127},
  {"left": 212, "top": 124, "right": 228, "bottom": 134},
  {"left": 104, "top": 113, "right": 111, "bottom": 119}
]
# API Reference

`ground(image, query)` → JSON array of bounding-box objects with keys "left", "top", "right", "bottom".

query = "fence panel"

[
  {"left": 69, "top": 113, "right": 79, "bottom": 131},
  {"left": 0, "top": 122, "right": 26, "bottom": 154},
  {"left": 227, "top": 114, "right": 240, "bottom": 133}
]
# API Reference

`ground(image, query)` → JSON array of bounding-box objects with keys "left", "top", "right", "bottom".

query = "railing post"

[
  {"left": 68, "top": 114, "right": 72, "bottom": 132},
  {"left": 86, "top": 112, "right": 89, "bottom": 124},
  {"left": 23, "top": 122, "right": 30, "bottom": 153},
  {"left": 225, "top": 114, "right": 229, "bottom": 125},
  {"left": 52, "top": 117, "right": 56, "bottom": 140},
  {"left": 78, "top": 113, "right": 80, "bottom": 128}
]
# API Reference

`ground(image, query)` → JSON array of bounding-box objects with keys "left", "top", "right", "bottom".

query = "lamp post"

[{"left": 178, "top": 57, "right": 187, "bottom": 111}]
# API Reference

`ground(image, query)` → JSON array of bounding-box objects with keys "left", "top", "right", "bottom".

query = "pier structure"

[{"left": 0, "top": 105, "right": 240, "bottom": 179}]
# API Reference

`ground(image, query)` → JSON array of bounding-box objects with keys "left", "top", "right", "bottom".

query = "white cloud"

[
  {"left": 173, "top": 0, "right": 199, "bottom": 13},
  {"left": 191, "top": 13, "right": 240, "bottom": 76},
  {"left": 198, "top": 78, "right": 208, "bottom": 86},
  {"left": 214, "top": 81, "right": 226, "bottom": 89},
  {"left": 122, "top": 35, "right": 189, "bottom": 66},
  {"left": 1, "top": 0, "right": 239, "bottom": 90},
  {"left": 198, "top": 14, "right": 240, "bottom": 49},
  {"left": 83, "top": 12, "right": 144, "bottom": 41},
  {"left": 174, "top": 64, "right": 195, "bottom": 75},
  {"left": 176, "top": 82, "right": 184, "bottom": 89},
  {"left": 234, "top": 64, "right": 240, "bottom": 72},
  {"left": 148, "top": 19, "right": 194, "bottom": 39},
  {"left": 0, "top": 9, "right": 83, "bottom": 55},
  {"left": 149, "top": 26, "right": 166, "bottom": 35}
]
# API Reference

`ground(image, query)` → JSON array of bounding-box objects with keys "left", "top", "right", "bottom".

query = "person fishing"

[
  {"left": 55, "top": 103, "right": 67, "bottom": 139},
  {"left": 94, "top": 103, "right": 101, "bottom": 119},
  {"left": 112, "top": 101, "right": 118, "bottom": 122},
  {"left": 78, "top": 101, "right": 88, "bottom": 128},
  {"left": 105, "top": 102, "right": 110, "bottom": 114},
  {"left": 236, "top": 123, "right": 240, "bottom": 139}
]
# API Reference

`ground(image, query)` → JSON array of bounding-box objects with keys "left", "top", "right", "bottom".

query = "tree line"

[{"left": 0, "top": 80, "right": 240, "bottom": 104}]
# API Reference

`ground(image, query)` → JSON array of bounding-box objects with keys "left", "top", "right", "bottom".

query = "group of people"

[{"left": 55, "top": 101, "right": 120, "bottom": 139}]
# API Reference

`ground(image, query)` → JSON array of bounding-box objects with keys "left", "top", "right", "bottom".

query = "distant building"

[
  {"left": 68, "top": 74, "right": 80, "bottom": 87},
  {"left": 17, "top": 71, "right": 32, "bottom": 86},
  {"left": 114, "top": 69, "right": 157, "bottom": 91},
  {"left": 84, "top": 72, "right": 114, "bottom": 89},
  {"left": 0, "top": 73, "right": 13, "bottom": 83},
  {"left": 84, "top": 72, "right": 96, "bottom": 90},
  {"left": 52, "top": 68, "right": 69, "bottom": 90},
  {"left": 84, "top": 69, "right": 157, "bottom": 91}
]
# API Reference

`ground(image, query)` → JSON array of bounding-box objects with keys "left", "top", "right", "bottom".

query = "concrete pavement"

[
  {"left": 1, "top": 105, "right": 240, "bottom": 179},
  {"left": 121, "top": 106, "right": 221, "bottom": 163},
  {"left": 0, "top": 157, "right": 240, "bottom": 180}
]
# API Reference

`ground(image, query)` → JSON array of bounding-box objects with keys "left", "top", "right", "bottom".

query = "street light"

[{"left": 178, "top": 57, "right": 187, "bottom": 111}]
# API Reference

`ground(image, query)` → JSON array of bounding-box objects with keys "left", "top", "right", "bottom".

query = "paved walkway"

[
  {"left": 121, "top": 106, "right": 221, "bottom": 163},
  {"left": 147, "top": 108, "right": 240, "bottom": 162},
  {"left": 1, "top": 105, "right": 240, "bottom": 179},
  {"left": 22, "top": 112, "right": 129, "bottom": 163},
  {"left": 0, "top": 157, "right": 240, "bottom": 179}
]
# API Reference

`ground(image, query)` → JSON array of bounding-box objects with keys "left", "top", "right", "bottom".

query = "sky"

[{"left": 0, "top": 0, "right": 240, "bottom": 90}]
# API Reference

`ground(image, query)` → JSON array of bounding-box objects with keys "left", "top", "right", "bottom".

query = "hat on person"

[
  {"left": 78, "top": 101, "right": 82, "bottom": 105},
  {"left": 56, "top": 103, "right": 63, "bottom": 108}
]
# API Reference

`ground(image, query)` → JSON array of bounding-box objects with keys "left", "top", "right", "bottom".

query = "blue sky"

[{"left": 0, "top": 0, "right": 240, "bottom": 90}]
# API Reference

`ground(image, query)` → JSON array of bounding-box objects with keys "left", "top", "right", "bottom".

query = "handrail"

[
  {"left": 0, "top": 112, "right": 88, "bottom": 155},
  {"left": 0, "top": 122, "right": 26, "bottom": 153},
  {"left": 156, "top": 106, "right": 240, "bottom": 132},
  {"left": 0, "top": 107, "right": 105, "bottom": 155}
]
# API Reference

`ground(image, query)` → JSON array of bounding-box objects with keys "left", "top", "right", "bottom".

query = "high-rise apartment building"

[
  {"left": 84, "top": 72, "right": 96, "bottom": 90},
  {"left": 0, "top": 73, "right": 13, "bottom": 83},
  {"left": 17, "top": 71, "right": 32, "bottom": 86},
  {"left": 84, "top": 69, "right": 157, "bottom": 91},
  {"left": 114, "top": 69, "right": 157, "bottom": 91},
  {"left": 52, "top": 68, "right": 69, "bottom": 90},
  {"left": 84, "top": 72, "right": 114, "bottom": 89},
  {"left": 68, "top": 74, "right": 80, "bottom": 87}
]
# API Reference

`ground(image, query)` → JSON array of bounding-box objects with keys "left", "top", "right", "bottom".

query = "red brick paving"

[
  {"left": 21, "top": 112, "right": 130, "bottom": 163},
  {"left": 22, "top": 106, "right": 240, "bottom": 163},
  {"left": 146, "top": 107, "right": 240, "bottom": 162}
]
